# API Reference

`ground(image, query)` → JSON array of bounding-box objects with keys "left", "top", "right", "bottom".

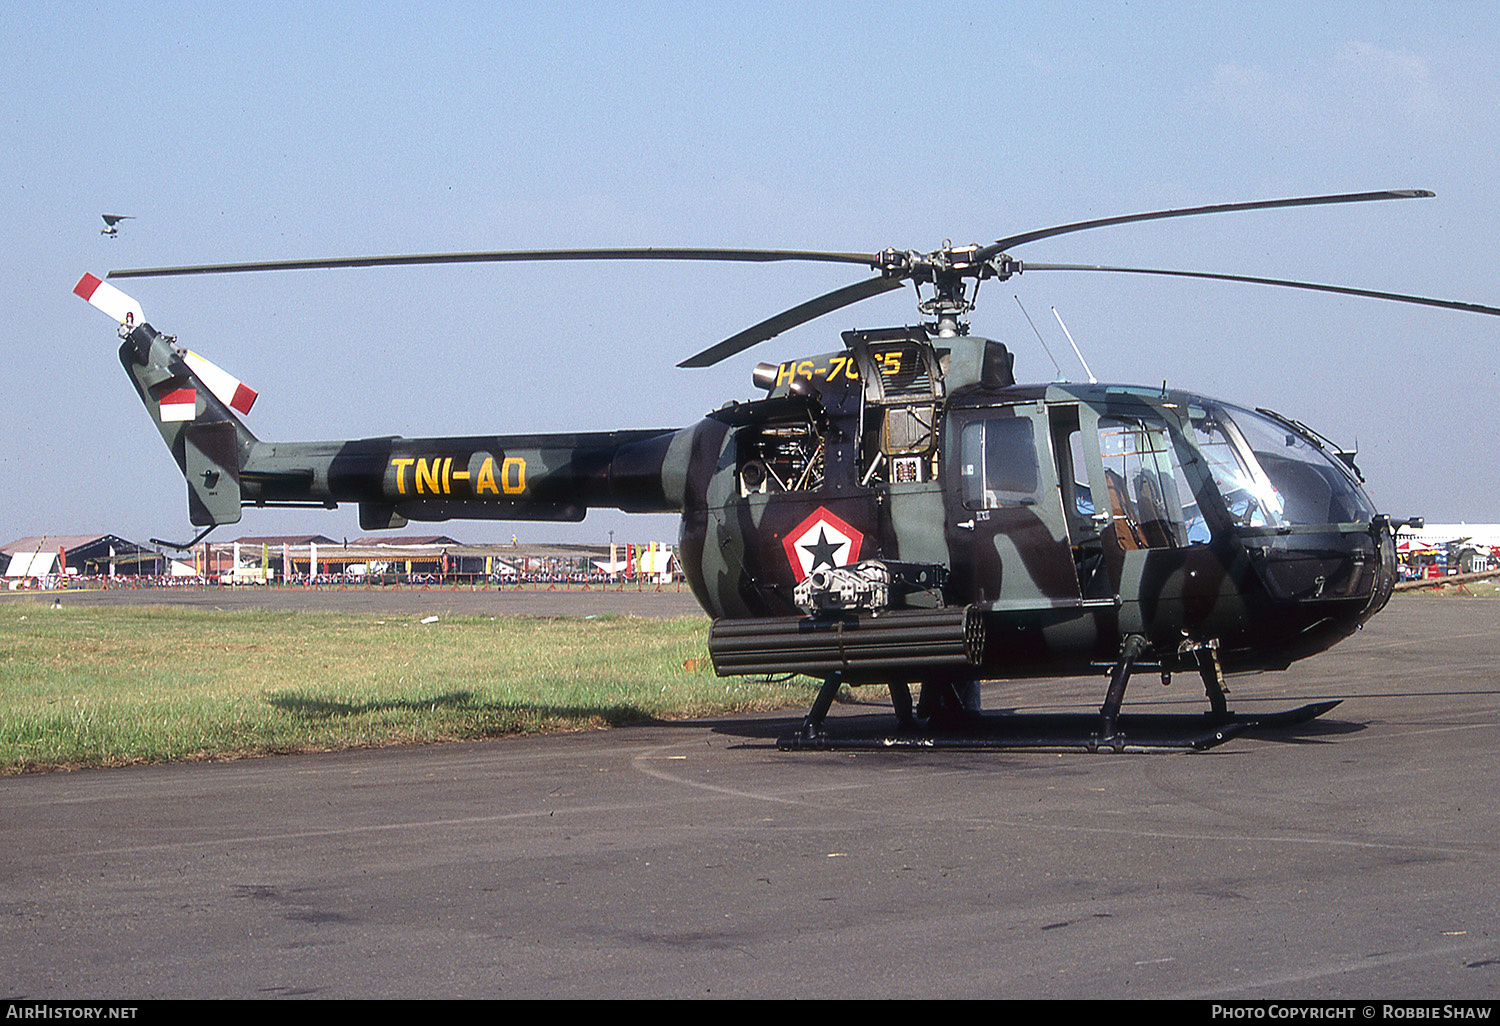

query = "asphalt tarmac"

[{"left": 3, "top": 594, "right": 1498, "bottom": 999}]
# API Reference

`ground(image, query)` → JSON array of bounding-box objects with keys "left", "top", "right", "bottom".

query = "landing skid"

[
  {"left": 776, "top": 651, "right": 1343, "bottom": 753},
  {"left": 776, "top": 701, "right": 1341, "bottom": 753},
  {"left": 778, "top": 718, "right": 1243, "bottom": 752},
  {"left": 1222, "top": 699, "right": 1342, "bottom": 731}
]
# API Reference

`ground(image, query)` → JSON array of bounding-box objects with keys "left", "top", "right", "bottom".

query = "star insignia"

[{"left": 800, "top": 527, "right": 846, "bottom": 573}]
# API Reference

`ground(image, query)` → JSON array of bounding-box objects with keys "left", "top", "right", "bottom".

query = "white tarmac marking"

[
  {"left": 1170, "top": 939, "right": 1489, "bottom": 998},
  {"left": 630, "top": 739, "right": 869, "bottom": 806}
]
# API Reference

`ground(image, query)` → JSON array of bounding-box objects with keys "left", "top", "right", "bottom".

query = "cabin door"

[{"left": 947, "top": 402, "right": 1080, "bottom": 611}]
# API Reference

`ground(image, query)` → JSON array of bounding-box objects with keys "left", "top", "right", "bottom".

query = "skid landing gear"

[
  {"left": 776, "top": 644, "right": 1343, "bottom": 753},
  {"left": 792, "top": 672, "right": 847, "bottom": 743}
]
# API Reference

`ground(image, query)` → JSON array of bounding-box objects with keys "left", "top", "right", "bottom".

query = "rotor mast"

[{"left": 877, "top": 243, "right": 1020, "bottom": 338}]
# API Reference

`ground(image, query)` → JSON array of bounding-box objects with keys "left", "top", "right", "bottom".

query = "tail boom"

[
  {"left": 239, "top": 428, "right": 690, "bottom": 530},
  {"left": 87, "top": 272, "right": 693, "bottom": 530}
]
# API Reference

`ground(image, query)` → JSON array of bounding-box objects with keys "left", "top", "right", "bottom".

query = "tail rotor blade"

[
  {"left": 183, "top": 351, "right": 259, "bottom": 415},
  {"left": 74, "top": 272, "right": 144, "bottom": 327}
]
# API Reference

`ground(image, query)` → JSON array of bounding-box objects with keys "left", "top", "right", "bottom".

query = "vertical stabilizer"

[{"left": 78, "top": 273, "right": 257, "bottom": 525}]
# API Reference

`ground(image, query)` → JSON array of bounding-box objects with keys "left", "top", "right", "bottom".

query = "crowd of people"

[{"left": 6, "top": 569, "right": 681, "bottom": 590}]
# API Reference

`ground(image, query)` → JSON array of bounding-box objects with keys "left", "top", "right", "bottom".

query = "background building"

[{"left": 1, "top": 535, "right": 164, "bottom": 579}]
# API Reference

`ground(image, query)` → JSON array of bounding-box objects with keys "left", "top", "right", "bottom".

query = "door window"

[{"left": 959, "top": 416, "right": 1040, "bottom": 510}]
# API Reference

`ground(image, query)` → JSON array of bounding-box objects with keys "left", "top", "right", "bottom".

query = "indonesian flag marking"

[
  {"left": 73, "top": 272, "right": 144, "bottom": 327},
  {"left": 159, "top": 388, "right": 197, "bottom": 423},
  {"left": 184, "top": 350, "right": 258, "bottom": 415},
  {"left": 782, "top": 507, "right": 865, "bottom": 583}
]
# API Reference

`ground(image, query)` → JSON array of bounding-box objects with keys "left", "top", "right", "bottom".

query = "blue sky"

[{"left": 3, "top": 1, "right": 1497, "bottom": 549}]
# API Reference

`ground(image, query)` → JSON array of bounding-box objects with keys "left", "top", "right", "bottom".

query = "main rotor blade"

[
  {"left": 980, "top": 190, "right": 1434, "bottom": 259},
  {"left": 107, "top": 247, "right": 880, "bottom": 280},
  {"left": 678, "top": 274, "right": 907, "bottom": 368},
  {"left": 1018, "top": 262, "right": 1500, "bottom": 317}
]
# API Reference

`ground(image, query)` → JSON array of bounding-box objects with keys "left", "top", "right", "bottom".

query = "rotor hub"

[{"left": 916, "top": 277, "right": 973, "bottom": 337}]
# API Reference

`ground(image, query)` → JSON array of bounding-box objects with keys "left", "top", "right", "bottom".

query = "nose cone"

[
  {"left": 1239, "top": 518, "right": 1397, "bottom": 665},
  {"left": 1359, "top": 518, "right": 1399, "bottom": 623}
]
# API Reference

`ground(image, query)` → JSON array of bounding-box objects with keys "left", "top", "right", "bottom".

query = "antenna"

[
  {"left": 1051, "top": 307, "right": 1096, "bottom": 384},
  {"left": 1013, "top": 295, "right": 1064, "bottom": 380}
]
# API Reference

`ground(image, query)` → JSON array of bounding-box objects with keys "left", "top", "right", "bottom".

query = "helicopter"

[{"left": 76, "top": 189, "right": 1500, "bottom": 752}]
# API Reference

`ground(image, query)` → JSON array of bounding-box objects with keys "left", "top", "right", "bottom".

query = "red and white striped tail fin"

[
  {"left": 81, "top": 273, "right": 256, "bottom": 527},
  {"left": 75, "top": 272, "right": 258, "bottom": 419},
  {"left": 183, "top": 350, "right": 258, "bottom": 415},
  {"left": 74, "top": 272, "right": 144, "bottom": 327}
]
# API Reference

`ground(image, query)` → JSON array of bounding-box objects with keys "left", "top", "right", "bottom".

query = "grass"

[
  {"left": 10, "top": 586, "right": 1488, "bottom": 774},
  {"left": 1396, "top": 577, "right": 1500, "bottom": 598},
  {"left": 0, "top": 603, "right": 816, "bottom": 774}
]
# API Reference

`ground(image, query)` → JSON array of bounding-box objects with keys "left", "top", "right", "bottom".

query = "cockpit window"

[
  {"left": 1188, "top": 404, "right": 1375, "bottom": 527},
  {"left": 1186, "top": 410, "right": 1282, "bottom": 528},
  {"left": 1097, "top": 416, "right": 1202, "bottom": 548}
]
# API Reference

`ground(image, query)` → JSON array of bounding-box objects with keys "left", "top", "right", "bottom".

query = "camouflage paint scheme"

[{"left": 119, "top": 318, "right": 1396, "bottom": 694}]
